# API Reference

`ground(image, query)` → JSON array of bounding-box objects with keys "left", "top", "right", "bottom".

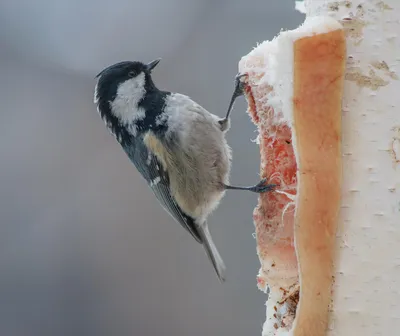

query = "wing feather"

[{"left": 124, "top": 135, "right": 202, "bottom": 243}]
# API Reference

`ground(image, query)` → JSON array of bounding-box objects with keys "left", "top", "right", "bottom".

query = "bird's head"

[{"left": 94, "top": 59, "right": 161, "bottom": 129}]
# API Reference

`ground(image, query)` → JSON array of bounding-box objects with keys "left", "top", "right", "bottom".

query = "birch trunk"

[{"left": 301, "top": 0, "right": 400, "bottom": 334}]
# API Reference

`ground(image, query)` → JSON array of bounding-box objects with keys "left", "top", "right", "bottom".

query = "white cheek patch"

[{"left": 109, "top": 72, "right": 146, "bottom": 126}]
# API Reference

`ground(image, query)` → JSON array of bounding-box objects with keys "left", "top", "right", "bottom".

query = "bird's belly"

[
  {"left": 166, "top": 110, "right": 232, "bottom": 221},
  {"left": 170, "top": 144, "right": 231, "bottom": 221}
]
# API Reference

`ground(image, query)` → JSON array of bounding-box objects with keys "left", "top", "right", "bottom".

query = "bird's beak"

[{"left": 146, "top": 58, "right": 161, "bottom": 72}]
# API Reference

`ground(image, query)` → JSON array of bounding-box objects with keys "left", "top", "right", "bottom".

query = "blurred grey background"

[{"left": 0, "top": 1, "right": 303, "bottom": 335}]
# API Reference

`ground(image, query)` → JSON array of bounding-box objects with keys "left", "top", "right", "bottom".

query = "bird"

[{"left": 93, "top": 59, "right": 275, "bottom": 282}]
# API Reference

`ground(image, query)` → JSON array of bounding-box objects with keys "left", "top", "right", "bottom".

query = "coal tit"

[{"left": 93, "top": 59, "right": 275, "bottom": 282}]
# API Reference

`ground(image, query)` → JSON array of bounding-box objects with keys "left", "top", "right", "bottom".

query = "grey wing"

[{"left": 123, "top": 136, "right": 202, "bottom": 243}]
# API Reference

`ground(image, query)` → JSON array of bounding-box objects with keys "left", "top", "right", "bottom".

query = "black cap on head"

[
  {"left": 95, "top": 59, "right": 161, "bottom": 79},
  {"left": 95, "top": 61, "right": 132, "bottom": 79}
]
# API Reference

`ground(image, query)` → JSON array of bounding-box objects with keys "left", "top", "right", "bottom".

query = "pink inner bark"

[{"left": 245, "top": 84, "right": 299, "bottom": 291}]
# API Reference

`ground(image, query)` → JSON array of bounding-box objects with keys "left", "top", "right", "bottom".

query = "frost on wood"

[{"left": 295, "top": 1, "right": 307, "bottom": 14}]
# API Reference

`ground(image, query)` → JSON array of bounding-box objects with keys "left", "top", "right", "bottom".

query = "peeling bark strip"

[
  {"left": 303, "top": 0, "right": 400, "bottom": 335},
  {"left": 291, "top": 28, "right": 345, "bottom": 336}
]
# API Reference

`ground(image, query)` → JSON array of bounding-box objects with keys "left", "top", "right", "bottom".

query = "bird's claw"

[
  {"left": 250, "top": 178, "right": 277, "bottom": 193},
  {"left": 233, "top": 73, "right": 248, "bottom": 97}
]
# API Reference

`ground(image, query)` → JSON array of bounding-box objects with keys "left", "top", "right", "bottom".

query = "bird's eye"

[{"left": 128, "top": 71, "right": 137, "bottom": 77}]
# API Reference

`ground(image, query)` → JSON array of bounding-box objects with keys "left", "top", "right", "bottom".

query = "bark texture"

[{"left": 303, "top": 0, "right": 400, "bottom": 334}]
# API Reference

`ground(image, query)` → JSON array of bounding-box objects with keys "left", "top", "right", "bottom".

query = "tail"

[{"left": 197, "top": 224, "right": 226, "bottom": 282}]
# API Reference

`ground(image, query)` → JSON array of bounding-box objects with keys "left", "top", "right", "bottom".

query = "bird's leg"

[
  {"left": 224, "top": 178, "right": 276, "bottom": 194},
  {"left": 219, "top": 73, "right": 248, "bottom": 131}
]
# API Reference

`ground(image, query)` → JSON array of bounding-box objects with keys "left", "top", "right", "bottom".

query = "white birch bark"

[{"left": 301, "top": 0, "right": 400, "bottom": 334}]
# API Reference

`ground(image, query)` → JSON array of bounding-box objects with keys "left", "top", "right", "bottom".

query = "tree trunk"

[
  {"left": 303, "top": 1, "right": 400, "bottom": 334},
  {"left": 240, "top": 0, "right": 400, "bottom": 334}
]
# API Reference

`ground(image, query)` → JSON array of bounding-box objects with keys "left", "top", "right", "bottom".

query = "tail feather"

[{"left": 197, "top": 224, "right": 226, "bottom": 282}]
